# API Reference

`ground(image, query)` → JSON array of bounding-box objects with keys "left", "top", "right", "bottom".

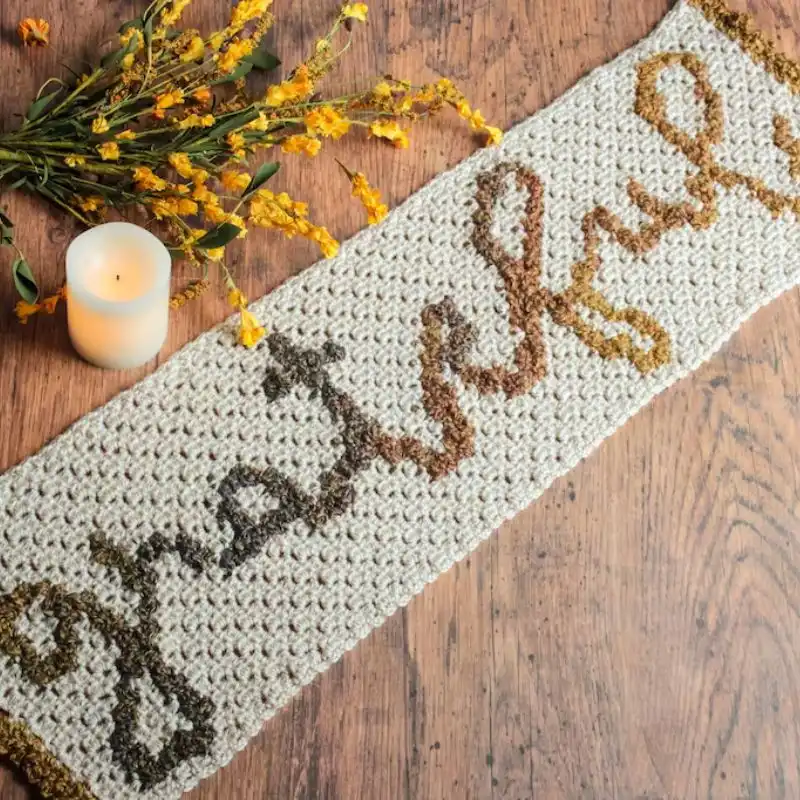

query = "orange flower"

[
  {"left": 18, "top": 18, "right": 49, "bottom": 47},
  {"left": 305, "top": 107, "right": 350, "bottom": 140},
  {"left": 369, "top": 119, "right": 409, "bottom": 149},
  {"left": 192, "top": 87, "right": 212, "bottom": 104}
]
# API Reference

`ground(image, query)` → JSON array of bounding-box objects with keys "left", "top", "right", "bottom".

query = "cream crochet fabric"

[{"left": 2, "top": 1, "right": 800, "bottom": 797}]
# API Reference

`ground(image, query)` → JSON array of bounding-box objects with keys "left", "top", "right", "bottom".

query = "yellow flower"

[
  {"left": 230, "top": 0, "right": 272, "bottom": 31},
  {"left": 148, "top": 198, "right": 177, "bottom": 219},
  {"left": 91, "top": 115, "right": 110, "bottom": 135},
  {"left": 160, "top": 0, "right": 192, "bottom": 28},
  {"left": 238, "top": 308, "right": 266, "bottom": 348},
  {"left": 14, "top": 288, "right": 64, "bottom": 324},
  {"left": 246, "top": 112, "right": 269, "bottom": 132},
  {"left": 369, "top": 119, "right": 409, "bottom": 149},
  {"left": 121, "top": 53, "right": 136, "bottom": 71},
  {"left": 168, "top": 152, "right": 194, "bottom": 179},
  {"left": 77, "top": 195, "right": 104, "bottom": 212},
  {"left": 120, "top": 27, "right": 144, "bottom": 50},
  {"left": 204, "top": 203, "right": 229, "bottom": 224},
  {"left": 341, "top": 3, "right": 368, "bottom": 21},
  {"left": 265, "top": 65, "right": 313, "bottom": 107},
  {"left": 281, "top": 134, "right": 321, "bottom": 157},
  {"left": 64, "top": 155, "right": 86, "bottom": 168},
  {"left": 18, "top": 18, "right": 49, "bottom": 47},
  {"left": 435, "top": 77, "right": 459, "bottom": 102},
  {"left": 176, "top": 113, "right": 215, "bottom": 129},
  {"left": 206, "top": 246, "right": 226, "bottom": 261},
  {"left": 373, "top": 81, "right": 393, "bottom": 100},
  {"left": 221, "top": 171, "right": 251, "bottom": 192},
  {"left": 227, "top": 132, "right": 247, "bottom": 158},
  {"left": 156, "top": 90, "right": 184, "bottom": 111},
  {"left": 133, "top": 166, "right": 168, "bottom": 192},
  {"left": 484, "top": 125, "right": 503, "bottom": 146},
  {"left": 228, "top": 213, "right": 248, "bottom": 236},
  {"left": 181, "top": 35, "right": 205, "bottom": 63},
  {"left": 304, "top": 107, "right": 350, "bottom": 140},
  {"left": 209, "top": 32, "right": 225, "bottom": 52},
  {"left": 228, "top": 288, "right": 247, "bottom": 309},
  {"left": 192, "top": 87, "right": 212, "bottom": 104},
  {"left": 217, "top": 38, "right": 255, "bottom": 73},
  {"left": 191, "top": 168, "right": 210, "bottom": 185},
  {"left": 349, "top": 172, "right": 388, "bottom": 225},
  {"left": 97, "top": 142, "right": 120, "bottom": 161}
]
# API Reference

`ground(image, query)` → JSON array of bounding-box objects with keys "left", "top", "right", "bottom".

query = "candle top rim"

[{"left": 66, "top": 221, "right": 171, "bottom": 314}]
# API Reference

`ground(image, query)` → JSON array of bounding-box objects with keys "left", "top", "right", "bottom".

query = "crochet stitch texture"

[{"left": 2, "top": 1, "right": 800, "bottom": 797}]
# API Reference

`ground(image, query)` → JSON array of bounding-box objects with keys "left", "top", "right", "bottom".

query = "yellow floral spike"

[
  {"left": 221, "top": 171, "right": 251, "bottom": 192},
  {"left": 348, "top": 171, "right": 388, "bottom": 225},
  {"left": 230, "top": 0, "right": 272, "bottom": 31},
  {"left": 373, "top": 81, "right": 393, "bottom": 99},
  {"left": 281, "top": 134, "right": 321, "bottom": 157},
  {"left": 246, "top": 112, "right": 269, "bottom": 132},
  {"left": 369, "top": 119, "right": 409, "bottom": 149},
  {"left": 64, "top": 155, "right": 86, "bottom": 168},
  {"left": 168, "top": 152, "right": 194, "bottom": 179},
  {"left": 18, "top": 18, "right": 49, "bottom": 47},
  {"left": 176, "top": 113, "right": 214, "bottom": 130},
  {"left": 304, "top": 107, "right": 350, "bottom": 140},
  {"left": 180, "top": 35, "right": 205, "bottom": 63},
  {"left": 97, "top": 142, "right": 120, "bottom": 161},
  {"left": 91, "top": 115, "right": 110, "bottom": 135},
  {"left": 341, "top": 3, "right": 368, "bottom": 22},
  {"left": 115, "top": 129, "right": 136, "bottom": 140}
]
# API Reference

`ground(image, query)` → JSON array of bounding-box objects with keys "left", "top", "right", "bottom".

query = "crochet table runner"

[{"left": 3, "top": 1, "right": 800, "bottom": 797}]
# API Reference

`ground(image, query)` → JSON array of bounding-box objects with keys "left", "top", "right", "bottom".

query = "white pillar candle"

[{"left": 66, "top": 222, "right": 172, "bottom": 369}]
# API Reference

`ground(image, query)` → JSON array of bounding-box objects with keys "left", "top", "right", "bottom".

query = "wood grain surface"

[{"left": 2, "top": 0, "right": 800, "bottom": 798}]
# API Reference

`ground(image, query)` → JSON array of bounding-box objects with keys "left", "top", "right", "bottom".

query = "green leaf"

[
  {"left": 167, "top": 247, "right": 185, "bottom": 260},
  {"left": 12, "top": 258, "right": 39, "bottom": 304},
  {"left": 101, "top": 34, "right": 139, "bottom": 69},
  {"left": 0, "top": 209, "right": 14, "bottom": 229},
  {"left": 245, "top": 162, "right": 280, "bottom": 195},
  {"left": 195, "top": 223, "right": 242, "bottom": 251},
  {"left": 210, "top": 62, "right": 254, "bottom": 85},
  {"left": 26, "top": 90, "right": 62, "bottom": 122},
  {"left": 143, "top": 16, "right": 155, "bottom": 49},
  {"left": 245, "top": 47, "right": 280, "bottom": 72},
  {"left": 1, "top": 225, "right": 13, "bottom": 246},
  {"left": 4, "top": 178, "right": 26, "bottom": 192}
]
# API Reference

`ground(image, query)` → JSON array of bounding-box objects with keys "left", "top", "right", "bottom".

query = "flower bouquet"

[{"left": 5, "top": 0, "right": 501, "bottom": 345}]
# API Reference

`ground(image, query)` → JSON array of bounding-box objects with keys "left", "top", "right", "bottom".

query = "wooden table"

[{"left": 2, "top": 0, "right": 800, "bottom": 797}]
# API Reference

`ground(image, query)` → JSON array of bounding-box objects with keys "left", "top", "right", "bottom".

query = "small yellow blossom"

[
  {"left": 176, "top": 113, "right": 215, "bottom": 129},
  {"left": 120, "top": 27, "right": 144, "bottom": 51},
  {"left": 18, "top": 18, "right": 49, "bottom": 47},
  {"left": 373, "top": 81, "right": 393, "bottom": 100},
  {"left": 121, "top": 53, "right": 136, "bottom": 71},
  {"left": 246, "top": 112, "right": 269, "bottom": 132},
  {"left": 230, "top": 0, "right": 272, "bottom": 31},
  {"left": 238, "top": 308, "right": 266, "bottom": 347},
  {"left": 160, "top": 0, "right": 192, "bottom": 28},
  {"left": 349, "top": 172, "right": 388, "bottom": 225},
  {"left": 265, "top": 65, "right": 313, "bottom": 107},
  {"left": 281, "top": 134, "right": 321, "bottom": 157},
  {"left": 192, "top": 87, "right": 212, "bottom": 104},
  {"left": 97, "top": 142, "right": 120, "bottom": 161},
  {"left": 204, "top": 203, "right": 229, "bottom": 224},
  {"left": 217, "top": 38, "right": 255, "bottom": 73},
  {"left": 155, "top": 89, "right": 184, "bottom": 111},
  {"left": 304, "top": 106, "right": 350, "bottom": 140},
  {"left": 221, "top": 171, "right": 251, "bottom": 193},
  {"left": 14, "top": 288, "right": 65, "bottom": 324},
  {"left": 77, "top": 195, "right": 104, "bottom": 212},
  {"left": 115, "top": 129, "right": 137, "bottom": 141},
  {"left": 484, "top": 125, "right": 503, "bottom": 146},
  {"left": 227, "top": 132, "right": 247, "bottom": 158},
  {"left": 181, "top": 35, "right": 205, "bottom": 63},
  {"left": 133, "top": 166, "right": 168, "bottom": 192},
  {"left": 91, "top": 115, "right": 110, "bottom": 135},
  {"left": 209, "top": 32, "right": 225, "bottom": 51},
  {"left": 64, "top": 155, "right": 86, "bottom": 168},
  {"left": 228, "top": 288, "right": 247, "bottom": 308},
  {"left": 341, "top": 3, "right": 369, "bottom": 22},
  {"left": 369, "top": 119, "right": 410, "bottom": 149},
  {"left": 168, "top": 152, "right": 194, "bottom": 179},
  {"left": 191, "top": 168, "right": 210, "bottom": 185}
]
